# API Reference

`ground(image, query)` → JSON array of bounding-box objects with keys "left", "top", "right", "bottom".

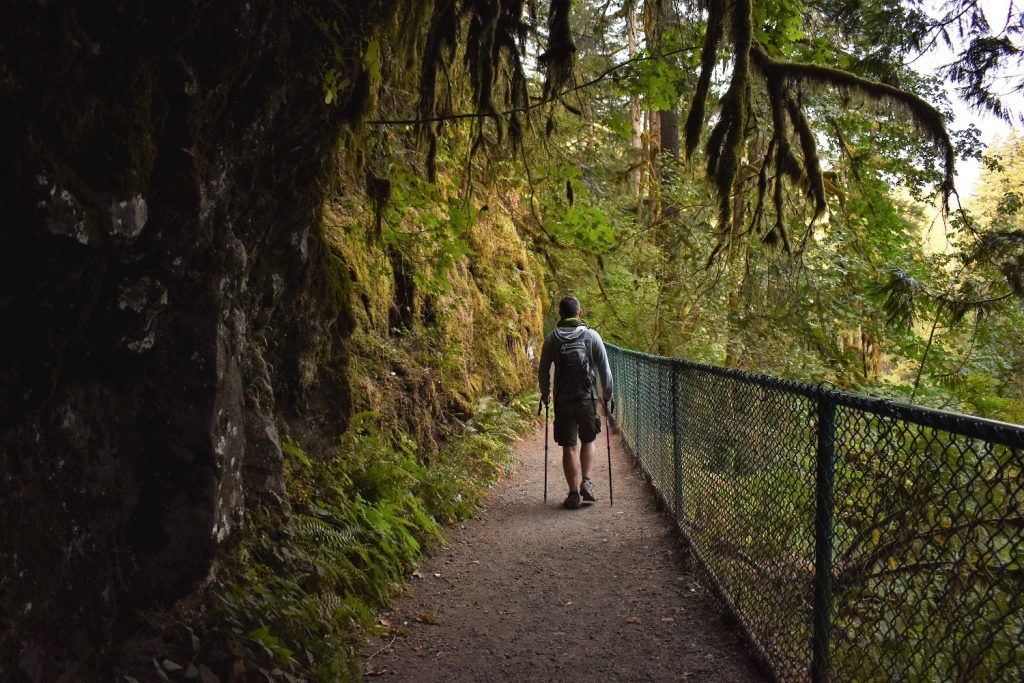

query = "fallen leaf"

[{"left": 414, "top": 612, "right": 442, "bottom": 625}]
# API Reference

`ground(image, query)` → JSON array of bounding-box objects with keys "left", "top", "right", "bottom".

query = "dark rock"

[{"left": 0, "top": 1, "right": 372, "bottom": 676}]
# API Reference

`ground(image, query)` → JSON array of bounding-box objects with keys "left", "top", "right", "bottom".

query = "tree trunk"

[
  {"left": 627, "top": 0, "right": 643, "bottom": 198},
  {"left": 661, "top": 109, "right": 680, "bottom": 160},
  {"left": 644, "top": 0, "right": 680, "bottom": 223}
]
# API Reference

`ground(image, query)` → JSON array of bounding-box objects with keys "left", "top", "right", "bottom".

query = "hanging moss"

[
  {"left": 418, "top": 0, "right": 568, "bottom": 176},
  {"left": 539, "top": 0, "right": 576, "bottom": 100},
  {"left": 705, "top": 0, "right": 753, "bottom": 232},
  {"left": 750, "top": 45, "right": 956, "bottom": 212},
  {"left": 786, "top": 94, "right": 826, "bottom": 217},
  {"left": 684, "top": 0, "right": 726, "bottom": 161},
  {"left": 689, "top": 0, "right": 958, "bottom": 252}
]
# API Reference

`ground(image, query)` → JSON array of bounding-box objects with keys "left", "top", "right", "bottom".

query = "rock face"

[{"left": 0, "top": 2, "right": 378, "bottom": 675}]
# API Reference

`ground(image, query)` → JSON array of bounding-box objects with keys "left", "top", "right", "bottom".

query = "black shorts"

[{"left": 553, "top": 398, "right": 601, "bottom": 447}]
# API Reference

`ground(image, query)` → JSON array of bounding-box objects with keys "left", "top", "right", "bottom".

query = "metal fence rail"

[{"left": 606, "top": 343, "right": 1024, "bottom": 682}]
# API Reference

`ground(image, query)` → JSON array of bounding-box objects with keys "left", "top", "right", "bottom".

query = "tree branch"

[{"left": 367, "top": 46, "right": 698, "bottom": 126}]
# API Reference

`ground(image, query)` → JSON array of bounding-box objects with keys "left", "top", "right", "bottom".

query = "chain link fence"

[{"left": 606, "top": 343, "right": 1024, "bottom": 682}]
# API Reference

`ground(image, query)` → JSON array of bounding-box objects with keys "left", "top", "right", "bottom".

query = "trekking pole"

[
  {"left": 605, "top": 398, "right": 614, "bottom": 506},
  {"left": 539, "top": 399, "right": 549, "bottom": 505}
]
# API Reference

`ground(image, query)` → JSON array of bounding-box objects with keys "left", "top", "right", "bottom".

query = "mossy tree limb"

[
  {"left": 750, "top": 44, "right": 956, "bottom": 211},
  {"left": 684, "top": 0, "right": 727, "bottom": 161},
  {"left": 416, "top": 0, "right": 575, "bottom": 178},
  {"left": 687, "top": 0, "right": 958, "bottom": 253}
]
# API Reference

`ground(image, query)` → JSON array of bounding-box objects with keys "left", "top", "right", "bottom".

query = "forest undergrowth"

[{"left": 199, "top": 397, "right": 534, "bottom": 682}]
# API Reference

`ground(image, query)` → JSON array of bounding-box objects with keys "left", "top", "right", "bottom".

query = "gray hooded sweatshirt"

[{"left": 538, "top": 320, "right": 614, "bottom": 403}]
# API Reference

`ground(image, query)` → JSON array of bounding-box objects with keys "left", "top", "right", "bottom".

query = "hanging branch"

[
  {"left": 750, "top": 44, "right": 956, "bottom": 212},
  {"left": 416, "top": 1, "right": 539, "bottom": 179},
  {"left": 785, "top": 92, "right": 827, "bottom": 218},
  {"left": 705, "top": 0, "right": 753, "bottom": 232},
  {"left": 377, "top": 47, "right": 698, "bottom": 126},
  {"left": 683, "top": 0, "right": 726, "bottom": 160},
  {"left": 539, "top": 0, "right": 576, "bottom": 99},
  {"left": 748, "top": 137, "right": 775, "bottom": 237},
  {"left": 418, "top": 0, "right": 459, "bottom": 181},
  {"left": 761, "top": 69, "right": 802, "bottom": 251},
  {"left": 685, "top": 0, "right": 958, "bottom": 255}
]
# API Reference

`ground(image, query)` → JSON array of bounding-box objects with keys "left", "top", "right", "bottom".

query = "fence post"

[
  {"left": 672, "top": 364, "right": 682, "bottom": 518},
  {"left": 812, "top": 397, "right": 836, "bottom": 683}
]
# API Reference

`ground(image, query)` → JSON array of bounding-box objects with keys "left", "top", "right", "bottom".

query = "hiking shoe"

[
  {"left": 562, "top": 491, "right": 582, "bottom": 510},
  {"left": 580, "top": 477, "right": 598, "bottom": 502}
]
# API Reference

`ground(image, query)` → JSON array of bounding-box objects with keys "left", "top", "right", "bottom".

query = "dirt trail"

[{"left": 363, "top": 421, "right": 765, "bottom": 682}]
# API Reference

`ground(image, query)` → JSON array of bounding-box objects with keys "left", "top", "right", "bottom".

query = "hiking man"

[{"left": 538, "top": 295, "right": 614, "bottom": 509}]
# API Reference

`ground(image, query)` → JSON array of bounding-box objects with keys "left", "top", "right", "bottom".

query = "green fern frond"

[{"left": 293, "top": 514, "right": 358, "bottom": 551}]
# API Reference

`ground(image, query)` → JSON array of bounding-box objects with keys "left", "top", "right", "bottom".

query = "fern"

[
  {"left": 293, "top": 514, "right": 357, "bottom": 551},
  {"left": 206, "top": 394, "right": 531, "bottom": 680}
]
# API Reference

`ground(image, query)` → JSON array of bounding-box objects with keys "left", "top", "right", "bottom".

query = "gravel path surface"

[{"left": 363, "top": 421, "right": 766, "bottom": 682}]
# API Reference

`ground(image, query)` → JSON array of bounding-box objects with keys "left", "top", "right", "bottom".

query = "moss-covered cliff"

[
  {"left": 186, "top": 173, "right": 546, "bottom": 680},
  {"left": 0, "top": 1, "right": 546, "bottom": 678}
]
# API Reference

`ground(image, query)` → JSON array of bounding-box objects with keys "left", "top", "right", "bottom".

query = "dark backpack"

[{"left": 555, "top": 332, "right": 594, "bottom": 400}]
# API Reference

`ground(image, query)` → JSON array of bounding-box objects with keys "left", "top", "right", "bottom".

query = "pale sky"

[{"left": 916, "top": 0, "right": 1024, "bottom": 197}]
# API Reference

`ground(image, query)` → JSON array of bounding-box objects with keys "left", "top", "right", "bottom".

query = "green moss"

[
  {"left": 320, "top": 170, "right": 543, "bottom": 447},
  {"left": 197, "top": 101, "right": 548, "bottom": 678},
  {"left": 207, "top": 397, "right": 532, "bottom": 680}
]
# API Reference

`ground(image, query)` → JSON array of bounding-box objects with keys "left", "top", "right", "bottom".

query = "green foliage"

[
  {"left": 514, "top": 0, "right": 1022, "bottom": 425},
  {"left": 207, "top": 396, "right": 533, "bottom": 681},
  {"left": 752, "top": 0, "right": 805, "bottom": 58},
  {"left": 622, "top": 49, "right": 684, "bottom": 110},
  {"left": 381, "top": 172, "right": 477, "bottom": 296}
]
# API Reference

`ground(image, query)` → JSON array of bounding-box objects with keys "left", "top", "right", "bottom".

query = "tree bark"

[
  {"left": 661, "top": 109, "right": 681, "bottom": 160},
  {"left": 627, "top": 0, "right": 643, "bottom": 197}
]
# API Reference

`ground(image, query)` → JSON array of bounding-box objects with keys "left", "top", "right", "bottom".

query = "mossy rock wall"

[
  {"left": 326, "top": 178, "right": 546, "bottom": 452},
  {"left": 0, "top": 1, "right": 549, "bottom": 677},
  {"left": 0, "top": 1, "right": 398, "bottom": 675}
]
